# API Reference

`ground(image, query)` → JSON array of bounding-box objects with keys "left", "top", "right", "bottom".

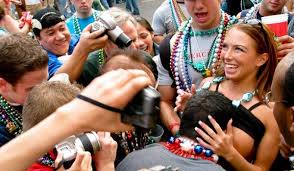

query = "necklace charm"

[{"left": 0, "top": 95, "right": 22, "bottom": 135}]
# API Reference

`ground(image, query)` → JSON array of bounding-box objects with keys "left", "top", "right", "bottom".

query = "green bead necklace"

[{"left": 0, "top": 95, "right": 22, "bottom": 135}]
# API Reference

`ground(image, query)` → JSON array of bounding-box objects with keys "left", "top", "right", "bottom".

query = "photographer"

[
  {"left": 32, "top": 7, "right": 108, "bottom": 82},
  {"left": 22, "top": 81, "right": 117, "bottom": 171},
  {"left": 0, "top": 69, "right": 152, "bottom": 171}
]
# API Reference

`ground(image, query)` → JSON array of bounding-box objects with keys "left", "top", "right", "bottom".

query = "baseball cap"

[{"left": 32, "top": 7, "right": 65, "bottom": 36}]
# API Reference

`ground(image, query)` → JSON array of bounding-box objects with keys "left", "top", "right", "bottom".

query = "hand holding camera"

[
  {"left": 91, "top": 13, "right": 132, "bottom": 48},
  {"left": 55, "top": 132, "right": 117, "bottom": 170}
]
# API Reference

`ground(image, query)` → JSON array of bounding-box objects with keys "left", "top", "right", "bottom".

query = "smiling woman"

[
  {"left": 135, "top": 16, "right": 159, "bottom": 57},
  {"left": 176, "top": 22, "right": 280, "bottom": 171}
]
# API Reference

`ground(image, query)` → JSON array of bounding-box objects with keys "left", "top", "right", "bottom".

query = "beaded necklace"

[
  {"left": 201, "top": 76, "right": 256, "bottom": 107},
  {"left": 169, "top": 0, "right": 188, "bottom": 30},
  {"left": 0, "top": 95, "right": 22, "bottom": 135},
  {"left": 170, "top": 11, "right": 237, "bottom": 93},
  {"left": 72, "top": 11, "right": 105, "bottom": 66},
  {"left": 163, "top": 137, "right": 218, "bottom": 162},
  {"left": 244, "top": 3, "right": 287, "bottom": 21},
  {"left": 116, "top": 129, "right": 152, "bottom": 155},
  {"left": 38, "top": 153, "right": 55, "bottom": 168},
  {"left": 72, "top": 10, "right": 100, "bottom": 36}
]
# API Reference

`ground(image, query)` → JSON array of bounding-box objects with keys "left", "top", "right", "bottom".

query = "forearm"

[
  {"left": 160, "top": 101, "right": 180, "bottom": 135},
  {"left": 2, "top": 15, "right": 21, "bottom": 33},
  {"left": 0, "top": 109, "right": 80, "bottom": 171},
  {"left": 96, "top": 162, "right": 115, "bottom": 171},
  {"left": 55, "top": 44, "right": 88, "bottom": 82}
]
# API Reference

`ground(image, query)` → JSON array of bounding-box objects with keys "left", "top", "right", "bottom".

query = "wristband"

[{"left": 168, "top": 122, "right": 180, "bottom": 131}]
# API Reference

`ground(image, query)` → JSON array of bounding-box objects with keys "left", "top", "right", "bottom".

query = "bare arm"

[
  {"left": 55, "top": 25, "right": 108, "bottom": 82},
  {"left": 0, "top": 69, "right": 151, "bottom": 171},
  {"left": 158, "top": 85, "right": 180, "bottom": 135}
]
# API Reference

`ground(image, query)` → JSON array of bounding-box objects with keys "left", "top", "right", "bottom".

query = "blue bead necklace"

[{"left": 201, "top": 76, "right": 256, "bottom": 107}]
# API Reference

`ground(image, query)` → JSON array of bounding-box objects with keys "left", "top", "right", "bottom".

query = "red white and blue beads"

[{"left": 163, "top": 137, "right": 219, "bottom": 163}]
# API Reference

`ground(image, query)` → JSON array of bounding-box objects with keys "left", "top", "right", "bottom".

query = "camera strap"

[{"left": 76, "top": 94, "right": 124, "bottom": 113}]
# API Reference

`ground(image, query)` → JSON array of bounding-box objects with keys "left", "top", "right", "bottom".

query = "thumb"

[{"left": 227, "top": 119, "right": 233, "bottom": 136}]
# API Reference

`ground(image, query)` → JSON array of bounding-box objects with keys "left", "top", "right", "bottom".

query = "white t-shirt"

[{"left": 155, "top": 31, "right": 217, "bottom": 88}]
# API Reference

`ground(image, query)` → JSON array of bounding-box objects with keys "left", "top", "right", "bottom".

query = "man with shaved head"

[
  {"left": 270, "top": 52, "right": 294, "bottom": 169},
  {"left": 272, "top": 52, "right": 294, "bottom": 146}
]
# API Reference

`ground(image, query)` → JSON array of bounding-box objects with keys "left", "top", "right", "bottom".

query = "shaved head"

[{"left": 272, "top": 52, "right": 294, "bottom": 146}]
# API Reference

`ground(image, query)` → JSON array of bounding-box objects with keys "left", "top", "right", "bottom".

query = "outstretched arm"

[{"left": 0, "top": 69, "right": 151, "bottom": 171}]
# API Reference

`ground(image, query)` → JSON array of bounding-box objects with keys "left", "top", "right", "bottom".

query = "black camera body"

[
  {"left": 122, "top": 86, "right": 161, "bottom": 129},
  {"left": 91, "top": 13, "right": 132, "bottom": 48},
  {"left": 55, "top": 131, "right": 101, "bottom": 169}
]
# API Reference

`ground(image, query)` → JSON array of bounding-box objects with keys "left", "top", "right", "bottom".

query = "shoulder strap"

[
  {"left": 248, "top": 102, "right": 263, "bottom": 112},
  {"left": 159, "top": 34, "right": 175, "bottom": 82}
]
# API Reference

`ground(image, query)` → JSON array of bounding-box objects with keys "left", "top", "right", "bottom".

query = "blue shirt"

[
  {"left": 66, "top": 10, "right": 101, "bottom": 36},
  {"left": 47, "top": 34, "right": 79, "bottom": 78}
]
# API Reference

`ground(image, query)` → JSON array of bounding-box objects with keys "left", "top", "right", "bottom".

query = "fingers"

[
  {"left": 207, "top": 115, "right": 225, "bottom": 136},
  {"left": 195, "top": 125, "right": 215, "bottom": 145},
  {"left": 227, "top": 119, "right": 233, "bottom": 136}
]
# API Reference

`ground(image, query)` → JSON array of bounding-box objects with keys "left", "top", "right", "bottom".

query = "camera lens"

[{"left": 75, "top": 131, "right": 101, "bottom": 154}]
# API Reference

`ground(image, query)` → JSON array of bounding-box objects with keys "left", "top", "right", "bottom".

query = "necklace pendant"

[
  {"left": 205, "top": 69, "right": 212, "bottom": 77},
  {"left": 232, "top": 100, "right": 241, "bottom": 107},
  {"left": 6, "top": 121, "right": 16, "bottom": 133},
  {"left": 194, "top": 63, "right": 205, "bottom": 72},
  {"left": 242, "top": 92, "right": 254, "bottom": 102}
]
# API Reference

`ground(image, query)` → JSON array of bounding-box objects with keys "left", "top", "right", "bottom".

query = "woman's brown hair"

[{"left": 226, "top": 23, "right": 278, "bottom": 100}]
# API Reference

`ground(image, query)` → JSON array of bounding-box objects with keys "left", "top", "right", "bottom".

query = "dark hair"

[
  {"left": 228, "top": 23, "right": 278, "bottom": 100},
  {"left": 283, "top": 62, "right": 294, "bottom": 106},
  {"left": 22, "top": 81, "right": 80, "bottom": 131},
  {"left": 32, "top": 7, "right": 64, "bottom": 37},
  {"left": 101, "top": 49, "right": 156, "bottom": 84},
  {"left": 134, "top": 16, "right": 153, "bottom": 33},
  {"left": 0, "top": 5, "right": 4, "bottom": 20},
  {"left": 179, "top": 90, "right": 265, "bottom": 144},
  {"left": 179, "top": 90, "right": 234, "bottom": 139},
  {"left": 0, "top": 33, "right": 48, "bottom": 85}
]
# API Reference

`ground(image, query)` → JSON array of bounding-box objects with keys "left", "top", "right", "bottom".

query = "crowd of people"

[{"left": 0, "top": 0, "right": 294, "bottom": 171}]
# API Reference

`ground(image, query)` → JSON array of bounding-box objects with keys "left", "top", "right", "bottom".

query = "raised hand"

[
  {"left": 174, "top": 84, "right": 196, "bottom": 112},
  {"left": 195, "top": 115, "right": 236, "bottom": 160}
]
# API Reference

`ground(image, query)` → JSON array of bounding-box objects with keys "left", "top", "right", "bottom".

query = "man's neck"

[
  {"left": 259, "top": 4, "right": 283, "bottom": 16},
  {"left": 76, "top": 9, "right": 93, "bottom": 19}
]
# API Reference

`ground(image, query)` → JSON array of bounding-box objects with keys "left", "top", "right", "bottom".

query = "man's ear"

[
  {"left": 0, "top": 78, "right": 9, "bottom": 93},
  {"left": 256, "top": 53, "right": 269, "bottom": 67}
]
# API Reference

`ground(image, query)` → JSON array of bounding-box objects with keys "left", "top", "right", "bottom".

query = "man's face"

[
  {"left": 71, "top": 0, "right": 93, "bottom": 16},
  {"left": 185, "top": 0, "right": 222, "bottom": 29},
  {"left": 272, "top": 73, "right": 294, "bottom": 146},
  {"left": 37, "top": 22, "right": 71, "bottom": 56},
  {"left": 2, "top": 67, "right": 48, "bottom": 105},
  {"left": 105, "top": 21, "right": 139, "bottom": 56},
  {"left": 262, "top": 0, "right": 288, "bottom": 14}
]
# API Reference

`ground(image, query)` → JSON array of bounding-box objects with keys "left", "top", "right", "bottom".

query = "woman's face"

[
  {"left": 221, "top": 28, "right": 266, "bottom": 81},
  {"left": 136, "top": 23, "right": 154, "bottom": 55}
]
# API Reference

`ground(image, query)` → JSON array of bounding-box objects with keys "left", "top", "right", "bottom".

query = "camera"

[
  {"left": 91, "top": 13, "right": 132, "bottom": 48},
  {"left": 122, "top": 86, "right": 161, "bottom": 129},
  {"left": 55, "top": 131, "right": 101, "bottom": 169}
]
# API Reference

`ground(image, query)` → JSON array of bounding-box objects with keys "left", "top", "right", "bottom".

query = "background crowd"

[{"left": 0, "top": 0, "right": 294, "bottom": 171}]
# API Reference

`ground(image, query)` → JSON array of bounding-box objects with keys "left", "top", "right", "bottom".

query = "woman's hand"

[
  {"left": 174, "top": 84, "right": 196, "bottom": 112},
  {"left": 55, "top": 151, "right": 93, "bottom": 171},
  {"left": 195, "top": 116, "right": 236, "bottom": 160}
]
